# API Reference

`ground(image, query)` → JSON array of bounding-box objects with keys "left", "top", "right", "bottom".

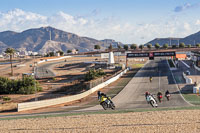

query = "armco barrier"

[{"left": 18, "top": 68, "right": 128, "bottom": 112}]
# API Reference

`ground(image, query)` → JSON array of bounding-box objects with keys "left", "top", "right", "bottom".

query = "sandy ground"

[{"left": 0, "top": 110, "right": 200, "bottom": 133}]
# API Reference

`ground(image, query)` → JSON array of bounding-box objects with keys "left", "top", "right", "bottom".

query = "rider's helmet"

[
  {"left": 97, "top": 91, "right": 101, "bottom": 96},
  {"left": 145, "top": 91, "right": 149, "bottom": 96}
]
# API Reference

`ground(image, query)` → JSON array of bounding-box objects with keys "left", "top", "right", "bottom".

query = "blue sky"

[{"left": 0, "top": 0, "right": 200, "bottom": 44}]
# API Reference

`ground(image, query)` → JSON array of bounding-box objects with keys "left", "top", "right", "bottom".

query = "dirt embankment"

[{"left": 0, "top": 110, "right": 200, "bottom": 133}]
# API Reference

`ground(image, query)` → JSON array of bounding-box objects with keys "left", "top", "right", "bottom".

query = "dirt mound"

[{"left": 0, "top": 109, "right": 199, "bottom": 132}]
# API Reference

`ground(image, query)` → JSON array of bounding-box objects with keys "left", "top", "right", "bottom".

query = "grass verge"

[
  {"left": 182, "top": 94, "right": 200, "bottom": 105},
  {"left": 1, "top": 106, "right": 200, "bottom": 121}
]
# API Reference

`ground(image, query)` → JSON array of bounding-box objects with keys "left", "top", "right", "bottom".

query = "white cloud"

[
  {"left": 0, "top": 9, "right": 199, "bottom": 44},
  {"left": 184, "top": 22, "right": 191, "bottom": 31},
  {"left": 195, "top": 20, "right": 200, "bottom": 25}
]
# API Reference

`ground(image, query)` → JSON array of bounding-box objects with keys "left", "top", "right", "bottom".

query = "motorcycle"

[
  {"left": 99, "top": 96, "right": 115, "bottom": 110},
  {"left": 149, "top": 77, "right": 153, "bottom": 83},
  {"left": 157, "top": 94, "right": 162, "bottom": 103},
  {"left": 165, "top": 94, "right": 170, "bottom": 101},
  {"left": 146, "top": 95, "right": 158, "bottom": 107}
]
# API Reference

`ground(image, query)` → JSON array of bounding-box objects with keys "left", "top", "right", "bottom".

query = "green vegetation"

[
  {"left": 85, "top": 69, "right": 105, "bottom": 81},
  {"left": 5, "top": 48, "right": 16, "bottom": 76},
  {"left": 0, "top": 76, "right": 42, "bottom": 94},
  {"left": 172, "top": 44, "right": 177, "bottom": 48},
  {"left": 147, "top": 43, "right": 152, "bottom": 50},
  {"left": 163, "top": 43, "right": 168, "bottom": 49},
  {"left": 67, "top": 50, "right": 72, "bottom": 53},
  {"left": 139, "top": 44, "right": 144, "bottom": 50},
  {"left": 56, "top": 50, "right": 64, "bottom": 56},
  {"left": 2, "top": 96, "right": 11, "bottom": 101},
  {"left": 196, "top": 43, "right": 200, "bottom": 48},
  {"left": 94, "top": 45, "right": 101, "bottom": 50},
  {"left": 179, "top": 42, "right": 185, "bottom": 48},
  {"left": 155, "top": 43, "right": 160, "bottom": 49},
  {"left": 130, "top": 44, "right": 137, "bottom": 50},
  {"left": 123, "top": 44, "right": 129, "bottom": 51},
  {"left": 182, "top": 94, "right": 200, "bottom": 105},
  {"left": 132, "top": 64, "right": 144, "bottom": 68}
]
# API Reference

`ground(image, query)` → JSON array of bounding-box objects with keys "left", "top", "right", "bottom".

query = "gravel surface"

[{"left": 0, "top": 110, "right": 200, "bottom": 133}]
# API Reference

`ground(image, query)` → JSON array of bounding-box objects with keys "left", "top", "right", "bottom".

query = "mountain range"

[
  {"left": 146, "top": 31, "right": 200, "bottom": 46},
  {"left": 0, "top": 26, "right": 122, "bottom": 54},
  {"left": 1, "top": 26, "right": 200, "bottom": 54}
]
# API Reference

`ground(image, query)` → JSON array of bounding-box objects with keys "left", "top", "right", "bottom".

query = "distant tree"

[
  {"left": 108, "top": 44, "right": 113, "bottom": 51},
  {"left": 172, "top": 44, "right": 177, "bottom": 49},
  {"left": 117, "top": 44, "right": 122, "bottom": 49},
  {"left": 129, "top": 44, "right": 136, "bottom": 50},
  {"left": 123, "top": 45, "right": 129, "bottom": 51},
  {"left": 94, "top": 45, "right": 101, "bottom": 50},
  {"left": 163, "top": 43, "right": 168, "bottom": 49},
  {"left": 49, "top": 52, "right": 55, "bottom": 56},
  {"left": 139, "top": 44, "right": 144, "bottom": 50},
  {"left": 155, "top": 43, "right": 160, "bottom": 49},
  {"left": 5, "top": 48, "right": 15, "bottom": 76},
  {"left": 57, "top": 50, "right": 64, "bottom": 56},
  {"left": 147, "top": 43, "right": 152, "bottom": 50},
  {"left": 179, "top": 42, "right": 185, "bottom": 48},
  {"left": 187, "top": 44, "right": 192, "bottom": 48},
  {"left": 196, "top": 43, "right": 200, "bottom": 48},
  {"left": 67, "top": 50, "right": 72, "bottom": 53}
]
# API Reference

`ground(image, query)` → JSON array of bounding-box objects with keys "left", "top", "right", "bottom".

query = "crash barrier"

[
  {"left": 194, "top": 65, "right": 200, "bottom": 71},
  {"left": 182, "top": 72, "right": 192, "bottom": 84},
  {"left": 37, "top": 56, "right": 72, "bottom": 64},
  {"left": 17, "top": 68, "right": 129, "bottom": 112}
]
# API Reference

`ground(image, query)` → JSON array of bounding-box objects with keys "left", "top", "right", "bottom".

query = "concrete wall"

[
  {"left": 37, "top": 56, "right": 72, "bottom": 64},
  {"left": 182, "top": 72, "right": 192, "bottom": 84},
  {"left": 18, "top": 68, "right": 129, "bottom": 112}
]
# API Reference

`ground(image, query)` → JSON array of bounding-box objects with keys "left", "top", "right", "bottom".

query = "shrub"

[
  {"left": 85, "top": 69, "right": 105, "bottom": 81},
  {"left": 2, "top": 96, "right": 11, "bottom": 101},
  {"left": 0, "top": 76, "right": 42, "bottom": 94}
]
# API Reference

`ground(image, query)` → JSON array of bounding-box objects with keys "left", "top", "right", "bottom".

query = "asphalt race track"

[{"left": 81, "top": 58, "right": 191, "bottom": 111}]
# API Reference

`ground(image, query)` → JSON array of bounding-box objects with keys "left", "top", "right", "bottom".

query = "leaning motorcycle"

[
  {"left": 165, "top": 94, "right": 170, "bottom": 101},
  {"left": 146, "top": 95, "right": 158, "bottom": 108},
  {"left": 157, "top": 94, "right": 162, "bottom": 103},
  {"left": 99, "top": 96, "right": 115, "bottom": 110}
]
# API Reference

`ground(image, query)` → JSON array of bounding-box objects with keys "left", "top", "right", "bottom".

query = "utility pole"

[
  {"left": 49, "top": 30, "right": 51, "bottom": 41},
  {"left": 34, "top": 54, "right": 38, "bottom": 101}
]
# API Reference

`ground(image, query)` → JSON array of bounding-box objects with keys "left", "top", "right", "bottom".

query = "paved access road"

[{"left": 82, "top": 58, "right": 191, "bottom": 111}]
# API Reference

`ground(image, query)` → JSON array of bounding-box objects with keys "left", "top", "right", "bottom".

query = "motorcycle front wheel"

[{"left": 110, "top": 102, "right": 115, "bottom": 110}]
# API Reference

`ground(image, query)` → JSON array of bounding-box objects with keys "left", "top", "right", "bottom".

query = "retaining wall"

[
  {"left": 182, "top": 72, "right": 192, "bottom": 84},
  {"left": 18, "top": 68, "right": 128, "bottom": 112},
  {"left": 37, "top": 56, "right": 72, "bottom": 64}
]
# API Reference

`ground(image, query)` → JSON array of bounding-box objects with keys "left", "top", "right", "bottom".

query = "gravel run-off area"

[{"left": 0, "top": 109, "right": 200, "bottom": 133}]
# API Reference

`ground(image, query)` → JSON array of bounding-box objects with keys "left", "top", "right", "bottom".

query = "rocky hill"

[
  {"left": 0, "top": 26, "right": 122, "bottom": 54},
  {"left": 146, "top": 31, "right": 200, "bottom": 46},
  {"left": 146, "top": 38, "right": 182, "bottom": 46}
]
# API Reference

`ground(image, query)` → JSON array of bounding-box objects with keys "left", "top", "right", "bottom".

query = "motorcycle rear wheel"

[
  {"left": 101, "top": 102, "right": 107, "bottom": 110},
  {"left": 150, "top": 100, "right": 155, "bottom": 107}
]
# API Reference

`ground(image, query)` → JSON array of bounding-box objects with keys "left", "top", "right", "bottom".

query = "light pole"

[{"left": 34, "top": 53, "right": 38, "bottom": 101}]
